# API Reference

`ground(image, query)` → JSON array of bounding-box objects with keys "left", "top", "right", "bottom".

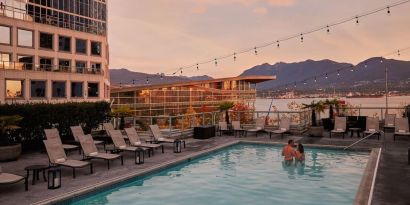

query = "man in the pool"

[{"left": 282, "top": 139, "right": 296, "bottom": 163}]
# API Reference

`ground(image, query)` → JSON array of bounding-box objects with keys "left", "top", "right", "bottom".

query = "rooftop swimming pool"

[{"left": 65, "top": 144, "right": 369, "bottom": 205}]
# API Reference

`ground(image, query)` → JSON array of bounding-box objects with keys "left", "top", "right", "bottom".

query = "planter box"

[
  {"left": 309, "top": 126, "right": 324, "bottom": 137},
  {"left": 0, "top": 143, "right": 22, "bottom": 162}
]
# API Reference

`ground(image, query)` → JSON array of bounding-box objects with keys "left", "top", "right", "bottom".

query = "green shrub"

[{"left": 0, "top": 101, "right": 110, "bottom": 152}]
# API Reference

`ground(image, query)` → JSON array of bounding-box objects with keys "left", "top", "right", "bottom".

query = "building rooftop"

[{"left": 111, "top": 75, "right": 276, "bottom": 92}]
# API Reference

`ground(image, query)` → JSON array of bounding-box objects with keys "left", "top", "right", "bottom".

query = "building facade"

[
  {"left": 110, "top": 76, "right": 276, "bottom": 116},
  {"left": 0, "top": 0, "right": 109, "bottom": 104}
]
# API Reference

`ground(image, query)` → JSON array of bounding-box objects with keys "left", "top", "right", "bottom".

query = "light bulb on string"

[
  {"left": 215, "top": 58, "right": 218, "bottom": 66},
  {"left": 364, "top": 62, "right": 368, "bottom": 68},
  {"left": 326, "top": 25, "right": 330, "bottom": 33},
  {"left": 325, "top": 73, "right": 328, "bottom": 79},
  {"left": 380, "top": 57, "right": 384, "bottom": 63},
  {"left": 233, "top": 53, "right": 237, "bottom": 61},
  {"left": 294, "top": 83, "right": 297, "bottom": 88},
  {"left": 303, "top": 81, "right": 307, "bottom": 85},
  {"left": 277, "top": 41, "right": 280, "bottom": 48},
  {"left": 300, "top": 33, "right": 304, "bottom": 43},
  {"left": 387, "top": 6, "right": 391, "bottom": 15},
  {"left": 356, "top": 16, "right": 359, "bottom": 24},
  {"left": 254, "top": 47, "right": 258, "bottom": 55},
  {"left": 196, "top": 64, "right": 199, "bottom": 70},
  {"left": 314, "top": 76, "right": 317, "bottom": 83},
  {"left": 337, "top": 70, "right": 340, "bottom": 76},
  {"left": 350, "top": 66, "right": 354, "bottom": 72},
  {"left": 146, "top": 78, "right": 149, "bottom": 84}
]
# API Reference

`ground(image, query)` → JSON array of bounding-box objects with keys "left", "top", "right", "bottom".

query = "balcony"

[{"left": 0, "top": 61, "right": 103, "bottom": 75}]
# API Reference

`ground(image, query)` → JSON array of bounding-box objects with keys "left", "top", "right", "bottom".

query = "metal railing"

[
  {"left": 316, "top": 107, "right": 406, "bottom": 121},
  {"left": 0, "top": 61, "right": 103, "bottom": 75}
]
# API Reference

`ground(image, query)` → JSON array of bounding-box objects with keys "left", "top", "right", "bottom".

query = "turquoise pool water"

[{"left": 69, "top": 144, "right": 369, "bottom": 205}]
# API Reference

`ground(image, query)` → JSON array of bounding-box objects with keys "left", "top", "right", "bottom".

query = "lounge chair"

[
  {"left": 108, "top": 130, "right": 149, "bottom": 164},
  {"left": 232, "top": 121, "right": 245, "bottom": 137},
  {"left": 70, "top": 126, "right": 105, "bottom": 148},
  {"left": 149, "top": 124, "right": 186, "bottom": 148},
  {"left": 393, "top": 118, "right": 410, "bottom": 141},
  {"left": 0, "top": 166, "right": 28, "bottom": 191},
  {"left": 245, "top": 117, "right": 265, "bottom": 137},
  {"left": 78, "top": 134, "right": 123, "bottom": 169},
  {"left": 43, "top": 139, "right": 93, "bottom": 178},
  {"left": 363, "top": 117, "right": 381, "bottom": 140},
  {"left": 124, "top": 127, "right": 164, "bottom": 154},
  {"left": 218, "top": 121, "right": 229, "bottom": 136},
  {"left": 267, "top": 117, "right": 291, "bottom": 139},
  {"left": 44, "top": 128, "right": 79, "bottom": 153},
  {"left": 383, "top": 114, "right": 396, "bottom": 132},
  {"left": 330, "top": 117, "right": 347, "bottom": 138}
]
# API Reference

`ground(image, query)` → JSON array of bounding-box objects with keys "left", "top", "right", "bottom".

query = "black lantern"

[
  {"left": 48, "top": 167, "right": 61, "bottom": 189},
  {"left": 174, "top": 140, "right": 182, "bottom": 153},
  {"left": 135, "top": 148, "right": 145, "bottom": 165}
]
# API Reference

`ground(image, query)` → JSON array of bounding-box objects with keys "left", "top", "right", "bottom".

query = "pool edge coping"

[{"left": 31, "top": 140, "right": 376, "bottom": 205}]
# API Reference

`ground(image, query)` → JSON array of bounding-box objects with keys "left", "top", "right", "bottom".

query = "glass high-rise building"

[{"left": 0, "top": 0, "right": 110, "bottom": 103}]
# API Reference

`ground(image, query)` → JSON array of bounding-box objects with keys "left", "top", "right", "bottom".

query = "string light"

[
  {"left": 325, "top": 73, "right": 328, "bottom": 79},
  {"left": 364, "top": 61, "right": 368, "bottom": 68},
  {"left": 234, "top": 53, "right": 237, "bottom": 61},
  {"left": 254, "top": 47, "right": 258, "bottom": 55},
  {"left": 380, "top": 57, "right": 384, "bottom": 63},
  {"left": 314, "top": 76, "right": 317, "bottom": 83},
  {"left": 163, "top": 1, "right": 410, "bottom": 76},
  {"left": 160, "top": 74, "right": 164, "bottom": 80},
  {"left": 350, "top": 66, "right": 354, "bottom": 72},
  {"left": 398, "top": 50, "right": 401, "bottom": 57},
  {"left": 303, "top": 81, "right": 307, "bottom": 85},
  {"left": 132, "top": 79, "right": 135, "bottom": 84},
  {"left": 294, "top": 82, "right": 297, "bottom": 88},
  {"left": 196, "top": 64, "right": 199, "bottom": 70},
  {"left": 337, "top": 70, "right": 340, "bottom": 75},
  {"left": 146, "top": 77, "right": 149, "bottom": 84},
  {"left": 215, "top": 58, "right": 218, "bottom": 66}
]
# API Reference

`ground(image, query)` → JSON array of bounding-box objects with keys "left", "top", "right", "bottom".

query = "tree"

[
  {"left": 302, "top": 101, "right": 325, "bottom": 126},
  {"left": 219, "top": 101, "right": 235, "bottom": 124}
]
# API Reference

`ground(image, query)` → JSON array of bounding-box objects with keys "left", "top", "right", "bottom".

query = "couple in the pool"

[{"left": 282, "top": 139, "right": 305, "bottom": 164}]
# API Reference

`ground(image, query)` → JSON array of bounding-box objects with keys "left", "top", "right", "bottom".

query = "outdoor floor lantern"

[
  {"left": 174, "top": 139, "right": 182, "bottom": 153},
  {"left": 48, "top": 167, "right": 61, "bottom": 189},
  {"left": 135, "top": 148, "right": 145, "bottom": 165}
]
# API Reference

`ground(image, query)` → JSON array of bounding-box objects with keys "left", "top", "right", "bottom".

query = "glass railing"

[{"left": 0, "top": 61, "right": 103, "bottom": 75}]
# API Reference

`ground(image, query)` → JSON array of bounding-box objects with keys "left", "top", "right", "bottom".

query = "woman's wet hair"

[{"left": 298, "top": 144, "right": 304, "bottom": 153}]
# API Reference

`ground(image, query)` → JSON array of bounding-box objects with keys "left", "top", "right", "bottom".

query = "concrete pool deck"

[{"left": 0, "top": 132, "right": 409, "bottom": 205}]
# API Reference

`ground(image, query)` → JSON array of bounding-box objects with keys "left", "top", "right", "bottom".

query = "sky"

[{"left": 107, "top": 0, "right": 410, "bottom": 78}]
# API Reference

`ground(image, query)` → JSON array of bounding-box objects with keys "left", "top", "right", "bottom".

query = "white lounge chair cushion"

[
  {"left": 119, "top": 145, "right": 126, "bottom": 149},
  {"left": 369, "top": 129, "right": 376, "bottom": 132},
  {"left": 58, "top": 159, "right": 89, "bottom": 168},
  {"left": 55, "top": 158, "right": 66, "bottom": 163},
  {"left": 89, "top": 152, "right": 98, "bottom": 156},
  {"left": 0, "top": 173, "right": 24, "bottom": 184},
  {"left": 280, "top": 128, "right": 287, "bottom": 131},
  {"left": 387, "top": 123, "right": 394, "bottom": 126},
  {"left": 398, "top": 130, "right": 405, "bottom": 133},
  {"left": 62, "top": 144, "right": 78, "bottom": 150},
  {"left": 133, "top": 141, "right": 142, "bottom": 146},
  {"left": 336, "top": 128, "right": 343, "bottom": 131}
]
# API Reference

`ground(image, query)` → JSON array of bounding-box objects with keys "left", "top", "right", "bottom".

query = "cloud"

[
  {"left": 266, "top": 0, "right": 296, "bottom": 7},
  {"left": 191, "top": 6, "right": 208, "bottom": 14},
  {"left": 253, "top": 7, "right": 268, "bottom": 14}
]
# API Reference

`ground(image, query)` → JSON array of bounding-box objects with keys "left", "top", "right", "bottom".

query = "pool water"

[{"left": 69, "top": 144, "right": 369, "bottom": 205}]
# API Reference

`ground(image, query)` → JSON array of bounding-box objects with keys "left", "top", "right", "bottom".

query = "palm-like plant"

[
  {"left": 0, "top": 115, "right": 23, "bottom": 146},
  {"left": 111, "top": 106, "right": 133, "bottom": 130},
  {"left": 323, "top": 98, "right": 339, "bottom": 118},
  {"left": 302, "top": 101, "right": 325, "bottom": 126},
  {"left": 219, "top": 101, "right": 235, "bottom": 124}
]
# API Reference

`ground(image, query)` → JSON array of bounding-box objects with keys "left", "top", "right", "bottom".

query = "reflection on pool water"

[{"left": 69, "top": 144, "right": 369, "bottom": 205}]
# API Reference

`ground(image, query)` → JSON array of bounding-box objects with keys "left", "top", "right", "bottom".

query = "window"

[
  {"left": 18, "top": 55, "right": 33, "bottom": 70},
  {"left": 71, "top": 82, "right": 83, "bottom": 97},
  {"left": 31, "top": 80, "right": 46, "bottom": 98},
  {"left": 6, "top": 80, "right": 24, "bottom": 98},
  {"left": 87, "top": 82, "right": 99, "bottom": 97},
  {"left": 58, "top": 59, "right": 70, "bottom": 71},
  {"left": 39, "top": 32, "right": 53, "bottom": 49},
  {"left": 90, "top": 62, "right": 101, "bottom": 73},
  {"left": 75, "top": 61, "right": 86, "bottom": 73},
  {"left": 18, "top": 29, "right": 33, "bottom": 47},
  {"left": 76, "top": 39, "right": 87, "bottom": 54},
  {"left": 52, "top": 81, "right": 66, "bottom": 97},
  {"left": 0, "top": 26, "right": 11, "bottom": 45},
  {"left": 40, "top": 57, "right": 53, "bottom": 71},
  {"left": 91, "top": 41, "right": 101, "bottom": 55},
  {"left": 0, "top": 53, "right": 11, "bottom": 69},
  {"left": 58, "top": 36, "right": 71, "bottom": 52}
]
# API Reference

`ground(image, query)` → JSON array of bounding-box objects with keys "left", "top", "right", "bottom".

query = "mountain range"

[{"left": 110, "top": 58, "right": 410, "bottom": 92}]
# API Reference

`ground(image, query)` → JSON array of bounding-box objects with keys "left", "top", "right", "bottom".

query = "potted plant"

[
  {"left": 302, "top": 101, "right": 325, "bottom": 137},
  {"left": 0, "top": 115, "right": 23, "bottom": 161},
  {"left": 111, "top": 106, "right": 133, "bottom": 130},
  {"left": 219, "top": 101, "right": 235, "bottom": 124}
]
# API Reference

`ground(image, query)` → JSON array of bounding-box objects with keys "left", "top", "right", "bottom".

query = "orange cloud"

[
  {"left": 253, "top": 7, "right": 268, "bottom": 14},
  {"left": 266, "top": 0, "right": 296, "bottom": 7}
]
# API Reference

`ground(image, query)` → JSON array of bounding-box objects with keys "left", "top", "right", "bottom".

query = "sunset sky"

[{"left": 107, "top": 0, "right": 410, "bottom": 78}]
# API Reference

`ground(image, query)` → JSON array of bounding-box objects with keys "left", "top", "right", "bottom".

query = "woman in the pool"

[{"left": 295, "top": 143, "right": 305, "bottom": 162}]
